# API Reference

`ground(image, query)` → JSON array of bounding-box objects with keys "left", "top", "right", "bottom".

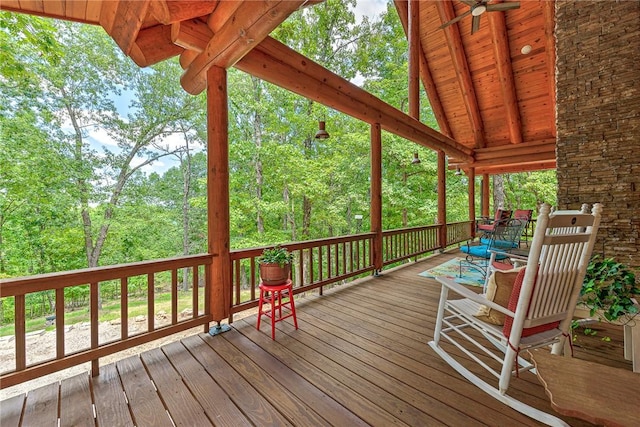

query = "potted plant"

[
  {"left": 257, "top": 245, "right": 294, "bottom": 286},
  {"left": 578, "top": 256, "right": 640, "bottom": 323}
]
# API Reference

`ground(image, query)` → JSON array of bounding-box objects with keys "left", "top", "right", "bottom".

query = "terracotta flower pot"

[{"left": 259, "top": 263, "right": 291, "bottom": 286}]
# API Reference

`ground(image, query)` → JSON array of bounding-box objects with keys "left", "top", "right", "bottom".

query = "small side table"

[{"left": 256, "top": 280, "right": 298, "bottom": 340}]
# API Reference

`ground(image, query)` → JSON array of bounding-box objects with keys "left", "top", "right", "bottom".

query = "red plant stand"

[{"left": 256, "top": 279, "right": 298, "bottom": 340}]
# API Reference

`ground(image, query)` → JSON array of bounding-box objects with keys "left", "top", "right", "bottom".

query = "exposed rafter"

[
  {"left": 435, "top": 0, "right": 485, "bottom": 148},
  {"left": 487, "top": 7, "right": 523, "bottom": 144},
  {"left": 394, "top": 0, "right": 453, "bottom": 137}
]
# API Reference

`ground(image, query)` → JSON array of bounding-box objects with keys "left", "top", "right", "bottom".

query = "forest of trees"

[{"left": 0, "top": 1, "right": 557, "bottom": 284}]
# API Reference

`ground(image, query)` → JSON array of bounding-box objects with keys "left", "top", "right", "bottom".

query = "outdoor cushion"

[
  {"left": 475, "top": 269, "right": 521, "bottom": 325},
  {"left": 461, "top": 244, "right": 509, "bottom": 260},
  {"left": 503, "top": 268, "right": 560, "bottom": 338}
]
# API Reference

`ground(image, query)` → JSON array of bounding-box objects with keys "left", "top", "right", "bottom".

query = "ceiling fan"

[{"left": 439, "top": 1, "right": 520, "bottom": 35}]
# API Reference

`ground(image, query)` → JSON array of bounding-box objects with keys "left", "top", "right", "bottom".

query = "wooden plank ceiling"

[{"left": 1, "top": 0, "right": 557, "bottom": 175}]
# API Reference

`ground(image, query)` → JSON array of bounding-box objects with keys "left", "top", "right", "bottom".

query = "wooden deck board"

[
  {"left": 115, "top": 356, "right": 174, "bottom": 427},
  {"left": 21, "top": 382, "right": 58, "bottom": 427},
  {"left": 2, "top": 254, "right": 630, "bottom": 427},
  {"left": 203, "top": 331, "right": 333, "bottom": 426},
  {"left": 295, "top": 304, "right": 540, "bottom": 426},
  {"left": 233, "top": 317, "right": 408, "bottom": 426},
  {"left": 0, "top": 393, "right": 25, "bottom": 427},
  {"left": 140, "top": 348, "right": 212, "bottom": 426},
  {"left": 161, "top": 340, "right": 253, "bottom": 427},
  {"left": 222, "top": 328, "right": 369, "bottom": 427},
  {"left": 59, "top": 373, "right": 93, "bottom": 427},
  {"left": 181, "top": 334, "right": 293, "bottom": 426},
  {"left": 92, "top": 364, "right": 134, "bottom": 427}
]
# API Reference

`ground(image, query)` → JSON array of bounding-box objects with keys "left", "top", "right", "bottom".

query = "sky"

[{"left": 85, "top": 0, "right": 389, "bottom": 176}]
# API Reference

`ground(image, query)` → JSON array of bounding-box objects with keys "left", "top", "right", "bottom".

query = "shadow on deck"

[{"left": 0, "top": 253, "right": 630, "bottom": 426}]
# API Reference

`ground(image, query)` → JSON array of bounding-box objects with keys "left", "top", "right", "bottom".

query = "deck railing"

[
  {"left": 447, "top": 220, "right": 475, "bottom": 246},
  {"left": 0, "top": 221, "right": 474, "bottom": 388},
  {"left": 0, "top": 255, "right": 212, "bottom": 389},
  {"left": 381, "top": 224, "right": 441, "bottom": 266},
  {"left": 229, "top": 233, "right": 376, "bottom": 318}
]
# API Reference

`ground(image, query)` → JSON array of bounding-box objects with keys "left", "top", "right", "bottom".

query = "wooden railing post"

[
  {"left": 371, "top": 123, "right": 383, "bottom": 273},
  {"left": 437, "top": 150, "right": 447, "bottom": 249},
  {"left": 468, "top": 168, "right": 476, "bottom": 239},
  {"left": 207, "top": 66, "right": 231, "bottom": 326}
]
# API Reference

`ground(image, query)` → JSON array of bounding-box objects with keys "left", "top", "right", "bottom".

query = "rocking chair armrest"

[
  {"left": 488, "top": 249, "right": 528, "bottom": 263},
  {"left": 435, "top": 277, "right": 515, "bottom": 317}
]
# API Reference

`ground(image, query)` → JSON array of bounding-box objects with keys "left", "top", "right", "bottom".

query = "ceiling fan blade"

[
  {"left": 471, "top": 14, "right": 481, "bottom": 34},
  {"left": 439, "top": 10, "right": 472, "bottom": 29},
  {"left": 486, "top": 2, "right": 520, "bottom": 12}
]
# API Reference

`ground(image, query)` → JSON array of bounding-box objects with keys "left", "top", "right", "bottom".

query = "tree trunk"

[{"left": 493, "top": 175, "right": 506, "bottom": 209}]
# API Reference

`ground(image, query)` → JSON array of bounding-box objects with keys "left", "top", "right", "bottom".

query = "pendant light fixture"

[
  {"left": 314, "top": 120, "right": 330, "bottom": 139},
  {"left": 411, "top": 152, "right": 421, "bottom": 164}
]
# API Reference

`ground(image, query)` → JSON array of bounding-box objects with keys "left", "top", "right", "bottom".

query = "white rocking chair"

[{"left": 429, "top": 203, "right": 603, "bottom": 426}]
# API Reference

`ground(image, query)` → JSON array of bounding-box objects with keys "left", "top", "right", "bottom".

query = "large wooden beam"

[
  {"left": 129, "top": 24, "right": 184, "bottom": 67},
  {"left": 181, "top": 0, "right": 305, "bottom": 94},
  {"left": 150, "top": 0, "right": 219, "bottom": 25},
  {"left": 476, "top": 160, "right": 557, "bottom": 176},
  {"left": 207, "top": 66, "right": 231, "bottom": 322},
  {"left": 488, "top": 7, "right": 523, "bottom": 144},
  {"left": 171, "top": 18, "right": 213, "bottom": 51},
  {"left": 237, "top": 37, "right": 473, "bottom": 161},
  {"left": 100, "top": 0, "right": 150, "bottom": 56},
  {"left": 435, "top": 0, "right": 485, "bottom": 148},
  {"left": 394, "top": 0, "right": 452, "bottom": 137},
  {"left": 408, "top": 0, "right": 420, "bottom": 119},
  {"left": 473, "top": 139, "right": 556, "bottom": 161}
]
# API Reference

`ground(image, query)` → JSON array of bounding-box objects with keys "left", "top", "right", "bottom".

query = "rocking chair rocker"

[{"left": 429, "top": 203, "right": 603, "bottom": 426}]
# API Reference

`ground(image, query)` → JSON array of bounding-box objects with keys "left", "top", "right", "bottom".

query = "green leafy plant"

[
  {"left": 257, "top": 245, "right": 294, "bottom": 267},
  {"left": 580, "top": 256, "right": 640, "bottom": 322}
]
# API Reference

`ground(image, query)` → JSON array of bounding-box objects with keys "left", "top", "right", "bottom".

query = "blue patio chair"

[{"left": 459, "top": 218, "right": 524, "bottom": 281}]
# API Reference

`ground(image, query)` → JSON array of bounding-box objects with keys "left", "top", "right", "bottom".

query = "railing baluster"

[
  {"left": 147, "top": 273, "right": 154, "bottom": 332},
  {"left": 171, "top": 270, "right": 178, "bottom": 325},
  {"left": 90, "top": 281, "right": 99, "bottom": 376},
  {"left": 192, "top": 265, "right": 199, "bottom": 318},
  {"left": 15, "top": 295, "right": 26, "bottom": 371},
  {"left": 121, "top": 277, "right": 129, "bottom": 340},
  {"left": 56, "top": 288, "right": 65, "bottom": 359}
]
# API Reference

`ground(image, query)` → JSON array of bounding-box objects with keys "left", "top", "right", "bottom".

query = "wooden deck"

[{"left": 0, "top": 254, "right": 631, "bottom": 427}]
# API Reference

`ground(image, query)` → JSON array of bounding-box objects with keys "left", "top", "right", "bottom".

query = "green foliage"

[
  {"left": 581, "top": 256, "right": 640, "bottom": 322},
  {"left": 257, "top": 245, "right": 294, "bottom": 267}
]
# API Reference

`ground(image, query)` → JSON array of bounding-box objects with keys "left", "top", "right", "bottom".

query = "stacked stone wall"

[{"left": 555, "top": 0, "right": 640, "bottom": 268}]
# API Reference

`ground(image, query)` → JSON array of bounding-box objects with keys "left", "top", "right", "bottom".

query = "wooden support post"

[
  {"left": 482, "top": 173, "right": 490, "bottom": 217},
  {"left": 408, "top": 0, "right": 420, "bottom": 119},
  {"left": 437, "top": 150, "right": 446, "bottom": 249},
  {"left": 468, "top": 168, "right": 476, "bottom": 239},
  {"left": 207, "top": 66, "right": 231, "bottom": 324},
  {"left": 370, "top": 123, "right": 383, "bottom": 273}
]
